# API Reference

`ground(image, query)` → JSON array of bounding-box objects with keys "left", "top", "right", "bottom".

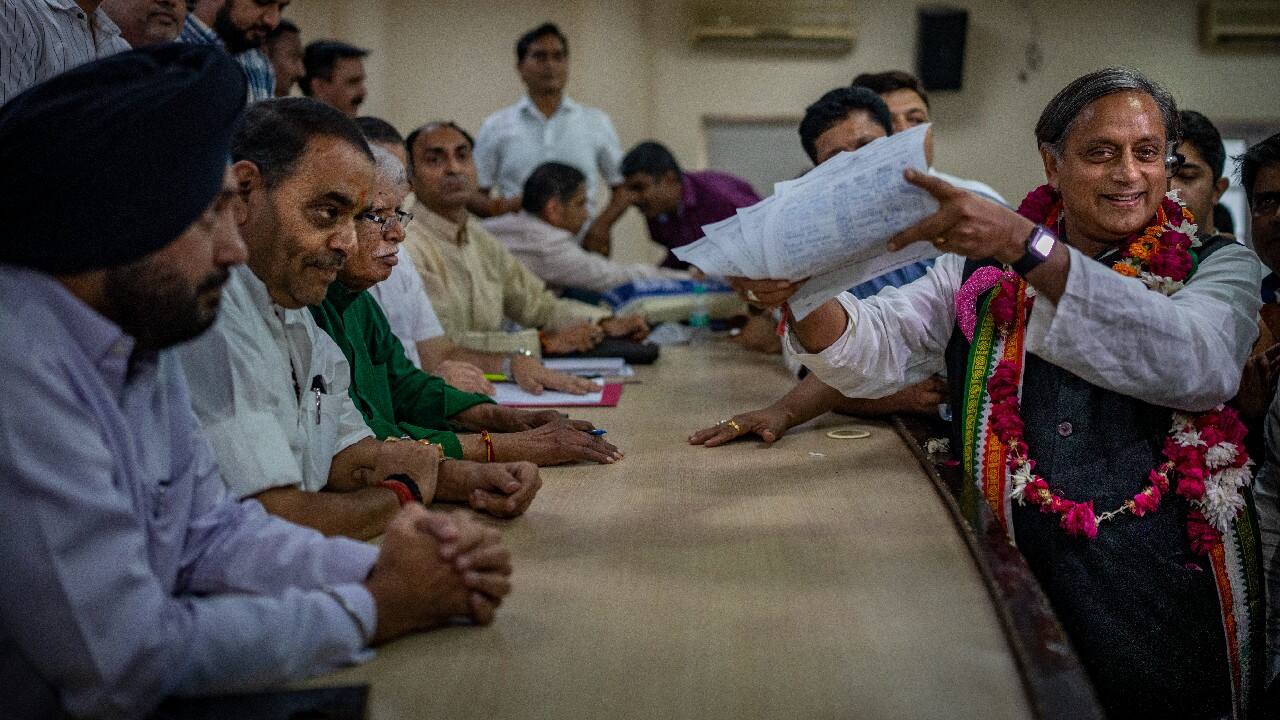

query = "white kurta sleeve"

[
  {"left": 1025, "top": 241, "right": 1262, "bottom": 411},
  {"left": 786, "top": 253, "right": 963, "bottom": 398}
]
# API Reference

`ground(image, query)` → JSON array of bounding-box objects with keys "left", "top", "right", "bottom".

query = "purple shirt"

[
  {"left": 0, "top": 265, "right": 378, "bottom": 719},
  {"left": 646, "top": 170, "right": 761, "bottom": 269}
]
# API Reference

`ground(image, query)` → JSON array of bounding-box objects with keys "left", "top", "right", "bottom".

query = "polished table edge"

[{"left": 892, "top": 415, "right": 1105, "bottom": 720}]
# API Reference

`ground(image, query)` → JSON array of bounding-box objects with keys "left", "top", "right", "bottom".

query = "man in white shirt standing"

[
  {"left": 0, "top": 0, "right": 131, "bottom": 105},
  {"left": 472, "top": 22, "right": 628, "bottom": 256}
]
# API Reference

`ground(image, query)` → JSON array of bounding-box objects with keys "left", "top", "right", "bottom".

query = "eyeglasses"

[{"left": 358, "top": 208, "right": 414, "bottom": 232}]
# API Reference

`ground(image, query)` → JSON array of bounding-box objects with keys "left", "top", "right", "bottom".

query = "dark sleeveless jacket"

[{"left": 943, "top": 236, "right": 1239, "bottom": 719}]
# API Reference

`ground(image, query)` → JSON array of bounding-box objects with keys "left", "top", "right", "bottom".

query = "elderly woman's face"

[{"left": 1042, "top": 91, "right": 1170, "bottom": 246}]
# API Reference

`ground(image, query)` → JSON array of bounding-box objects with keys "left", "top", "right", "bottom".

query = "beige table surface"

[{"left": 303, "top": 340, "right": 1032, "bottom": 719}]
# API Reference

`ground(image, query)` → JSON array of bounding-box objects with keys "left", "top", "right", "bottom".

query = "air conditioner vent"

[
  {"left": 1201, "top": 1, "right": 1280, "bottom": 49},
  {"left": 687, "top": 0, "right": 857, "bottom": 54}
]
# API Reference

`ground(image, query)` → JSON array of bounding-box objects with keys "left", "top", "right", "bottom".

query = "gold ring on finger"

[
  {"left": 933, "top": 236, "right": 948, "bottom": 247},
  {"left": 726, "top": 420, "right": 743, "bottom": 433}
]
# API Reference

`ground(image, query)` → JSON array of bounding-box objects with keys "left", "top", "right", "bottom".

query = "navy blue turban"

[{"left": 0, "top": 44, "right": 246, "bottom": 273}]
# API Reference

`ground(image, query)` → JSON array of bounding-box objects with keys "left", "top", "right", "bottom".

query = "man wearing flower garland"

[{"left": 735, "top": 68, "right": 1265, "bottom": 718}]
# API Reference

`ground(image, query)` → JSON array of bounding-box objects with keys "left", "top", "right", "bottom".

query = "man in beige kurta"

[{"left": 402, "top": 121, "right": 647, "bottom": 356}]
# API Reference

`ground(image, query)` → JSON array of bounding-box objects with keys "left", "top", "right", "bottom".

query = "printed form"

[{"left": 673, "top": 123, "right": 941, "bottom": 319}]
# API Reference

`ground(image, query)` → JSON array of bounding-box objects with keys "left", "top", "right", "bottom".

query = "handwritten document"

[{"left": 673, "top": 123, "right": 940, "bottom": 319}]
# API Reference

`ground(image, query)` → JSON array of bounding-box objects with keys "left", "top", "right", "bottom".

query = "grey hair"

[
  {"left": 368, "top": 144, "right": 409, "bottom": 199},
  {"left": 1034, "top": 67, "right": 1180, "bottom": 158}
]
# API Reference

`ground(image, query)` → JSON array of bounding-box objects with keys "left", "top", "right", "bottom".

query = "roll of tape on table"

[{"left": 827, "top": 428, "right": 871, "bottom": 440}]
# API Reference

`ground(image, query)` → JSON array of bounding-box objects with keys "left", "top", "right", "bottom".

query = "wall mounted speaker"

[{"left": 917, "top": 6, "right": 968, "bottom": 92}]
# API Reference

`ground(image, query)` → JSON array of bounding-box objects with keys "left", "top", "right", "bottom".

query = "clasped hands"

[{"left": 366, "top": 506, "right": 512, "bottom": 644}]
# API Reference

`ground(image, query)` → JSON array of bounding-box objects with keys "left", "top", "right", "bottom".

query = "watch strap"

[{"left": 1011, "top": 224, "right": 1053, "bottom": 277}]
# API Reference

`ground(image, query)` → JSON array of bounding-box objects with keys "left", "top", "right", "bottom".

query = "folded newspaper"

[{"left": 672, "top": 123, "right": 940, "bottom": 319}]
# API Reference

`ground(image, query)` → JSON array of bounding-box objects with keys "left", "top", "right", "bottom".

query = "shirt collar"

[
  {"left": 324, "top": 280, "right": 362, "bottom": 313},
  {"left": 45, "top": 0, "right": 124, "bottom": 39},
  {"left": 233, "top": 263, "right": 281, "bottom": 317},
  {"left": 413, "top": 197, "right": 472, "bottom": 245},
  {"left": 517, "top": 94, "right": 578, "bottom": 120},
  {"left": 512, "top": 210, "right": 573, "bottom": 240},
  {"left": 180, "top": 13, "right": 223, "bottom": 47},
  {"left": 4, "top": 265, "right": 136, "bottom": 391}
]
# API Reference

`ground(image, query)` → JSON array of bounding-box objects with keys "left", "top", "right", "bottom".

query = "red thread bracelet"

[
  {"left": 379, "top": 479, "right": 414, "bottom": 507},
  {"left": 480, "top": 429, "right": 495, "bottom": 462}
]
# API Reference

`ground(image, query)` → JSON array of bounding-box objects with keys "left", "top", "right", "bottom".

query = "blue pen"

[{"left": 589, "top": 428, "right": 607, "bottom": 436}]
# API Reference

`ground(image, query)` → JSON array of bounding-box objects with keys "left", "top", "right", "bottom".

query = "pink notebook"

[{"left": 494, "top": 382, "right": 622, "bottom": 408}]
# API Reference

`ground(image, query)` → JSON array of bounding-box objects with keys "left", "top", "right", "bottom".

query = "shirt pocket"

[{"left": 299, "top": 390, "right": 346, "bottom": 491}]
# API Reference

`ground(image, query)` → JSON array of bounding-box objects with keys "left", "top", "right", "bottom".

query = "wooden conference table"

[{"left": 301, "top": 340, "right": 1099, "bottom": 719}]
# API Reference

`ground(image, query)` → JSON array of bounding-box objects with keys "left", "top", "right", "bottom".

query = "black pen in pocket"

[{"left": 310, "top": 375, "right": 324, "bottom": 425}]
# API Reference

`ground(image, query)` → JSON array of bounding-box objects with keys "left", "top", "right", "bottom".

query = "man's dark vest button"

[{"left": 1057, "top": 421, "right": 1073, "bottom": 437}]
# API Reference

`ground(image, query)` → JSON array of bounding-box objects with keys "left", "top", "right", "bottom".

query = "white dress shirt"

[
  {"left": 483, "top": 210, "right": 680, "bottom": 293},
  {"left": 367, "top": 248, "right": 445, "bottom": 369},
  {"left": 474, "top": 95, "right": 624, "bottom": 217},
  {"left": 177, "top": 265, "right": 373, "bottom": 498},
  {"left": 789, "top": 242, "right": 1262, "bottom": 412},
  {"left": 1, "top": 0, "right": 130, "bottom": 105}
]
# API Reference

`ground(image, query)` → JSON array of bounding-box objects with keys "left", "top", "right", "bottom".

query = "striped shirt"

[
  {"left": 0, "top": 0, "right": 130, "bottom": 106},
  {"left": 177, "top": 13, "right": 274, "bottom": 103}
]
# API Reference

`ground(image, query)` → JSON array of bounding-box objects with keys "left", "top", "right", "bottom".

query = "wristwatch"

[{"left": 1011, "top": 224, "right": 1057, "bottom": 277}]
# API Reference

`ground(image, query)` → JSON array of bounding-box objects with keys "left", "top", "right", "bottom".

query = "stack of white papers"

[
  {"left": 543, "top": 357, "right": 635, "bottom": 378},
  {"left": 672, "top": 123, "right": 940, "bottom": 319},
  {"left": 493, "top": 379, "right": 612, "bottom": 407}
]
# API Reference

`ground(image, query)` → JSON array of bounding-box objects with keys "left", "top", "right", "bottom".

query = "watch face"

[{"left": 1030, "top": 229, "right": 1056, "bottom": 259}]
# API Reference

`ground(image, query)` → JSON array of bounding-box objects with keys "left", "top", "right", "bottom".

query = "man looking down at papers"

[
  {"left": 727, "top": 68, "right": 1265, "bottom": 718},
  {"left": 484, "top": 161, "right": 683, "bottom": 293},
  {"left": 402, "top": 121, "right": 649, "bottom": 358},
  {"left": 692, "top": 87, "right": 948, "bottom": 447},
  {"left": 0, "top": 46, "right": 510, "bottom": 719},
  {"left": 310, "top": 144, "right": 623, "bottom": 471}
]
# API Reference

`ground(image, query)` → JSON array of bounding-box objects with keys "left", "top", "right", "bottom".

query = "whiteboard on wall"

[{"left": 702, "top": 116, "right": 813, "bottom": 199}]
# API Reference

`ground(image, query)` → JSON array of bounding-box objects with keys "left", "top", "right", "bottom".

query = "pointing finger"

[{"left": 902, "top": 167, "right": 963, "bottom": 201}]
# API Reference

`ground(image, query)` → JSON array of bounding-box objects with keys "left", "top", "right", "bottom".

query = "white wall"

[{"left": 282, "top": 0, "right": 1280, "bottom": 260}]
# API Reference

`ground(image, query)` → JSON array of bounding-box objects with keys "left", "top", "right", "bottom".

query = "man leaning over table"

[
  {"left": 484, "top": 160, "right": 685, "bottom": 294},
  {"left": 733, "top": 68, "right": 1265, "bottom": 718},
  {"left": 177, "top": 98, "right": 539, "bottom": 540},
  {"left": 310, "top": 144, "right": 624, "bottom": 470},
  {"left": 401, "top": 120, "right": 649, "bottom": 358},
  {"left": 0, "top": 45, "right": 510, "bottom": 720}
]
